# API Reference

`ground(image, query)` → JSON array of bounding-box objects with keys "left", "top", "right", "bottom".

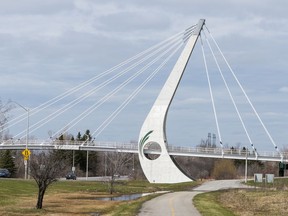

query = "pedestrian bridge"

[
  {"left": 1, "top": 19, "right": 286, "bottom": 183},
  {"left": 1, "top": 139, "right": 286, "bottom": 162}
]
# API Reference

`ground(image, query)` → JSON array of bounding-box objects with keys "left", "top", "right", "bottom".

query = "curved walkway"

[{"left": 138, "top": 179, "right": 250, "bottom": 216}]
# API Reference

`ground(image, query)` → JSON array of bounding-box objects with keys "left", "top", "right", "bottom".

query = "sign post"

[{"left": 22, "top": 148, "right": 31, "bottom": 179}]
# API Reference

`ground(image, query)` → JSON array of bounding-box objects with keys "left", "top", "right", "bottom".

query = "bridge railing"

[
  {"left": 2, "top": 139, "right": 287, "bottom": 159},
  {"left": 0, "top": 139, "right": 139, "bottom": 151},
  {"left": 81, "top": 141, "right": 139, "bottom": 151},
  {"left": 1, "top": 139, "right": 55, "bottom": 145},
  {"left": 167, "top": 145, "right": 286, "bottom": 158}
]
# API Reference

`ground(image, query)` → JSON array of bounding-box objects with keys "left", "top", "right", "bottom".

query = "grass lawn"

[
  {"left": 194, "top": 178, "right": 288, "bottom": 216},
  {"left": 194, "top": 191, "right": 235, "bottom": 216},
  {"left": 0, "top": 178, "right": 199, "bottom": 216}
]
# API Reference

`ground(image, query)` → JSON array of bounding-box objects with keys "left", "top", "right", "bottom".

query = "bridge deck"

[{"left": 0, "top": 140, "right": 286, "bottom": 162}]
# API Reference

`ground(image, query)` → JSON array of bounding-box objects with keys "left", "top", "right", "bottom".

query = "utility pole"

[{"left": 245, "top": 147, "right": 248, "bottom": 183}]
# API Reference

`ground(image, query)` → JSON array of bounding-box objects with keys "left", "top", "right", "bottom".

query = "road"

[{"left": 138, "top": 179, "right": 250, "bottom": 216}]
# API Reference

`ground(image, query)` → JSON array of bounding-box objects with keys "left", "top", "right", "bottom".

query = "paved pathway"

[{"left": 138, "top": 179, "right": 250, "bottom": 216}]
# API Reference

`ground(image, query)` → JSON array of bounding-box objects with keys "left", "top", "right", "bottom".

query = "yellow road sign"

[
  {"left": 24, "top": 156, "right": 29, "bottom": 161},
  {"left": 22, "top": 149, "right": 31, "bottom": 157}
]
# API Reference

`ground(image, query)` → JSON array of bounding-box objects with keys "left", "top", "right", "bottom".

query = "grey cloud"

[
  {"left": 0, "top": 1, "right": 287, "bottom": 150},
  {"left": 0, "top": 0, "right": 74, "bottom": 15},
  {"left": 279, "top": 87, "right": 288, "bottom": 93}
]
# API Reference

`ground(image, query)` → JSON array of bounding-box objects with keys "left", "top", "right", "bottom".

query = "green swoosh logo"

[{"left": 139, "top": 130, "right": 153, "bottom": 158}]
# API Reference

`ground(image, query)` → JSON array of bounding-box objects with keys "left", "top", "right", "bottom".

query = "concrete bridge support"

[{"left": 138, "top": 19, "right": 205, "bottom": 183}]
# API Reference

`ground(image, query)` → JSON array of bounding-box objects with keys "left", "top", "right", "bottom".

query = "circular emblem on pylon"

[{"left": 143, "top": 141, "right": 162, "bottom": 160}]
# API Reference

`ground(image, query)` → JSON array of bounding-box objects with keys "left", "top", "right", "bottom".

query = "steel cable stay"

[
  {"left": 202, "top": 30, "right": 258, "bottom": 158},
  {"left": 200, "top": 34, "right": 224, "bottom": 155},
  {"left": 49, "top": 39, "right": 185, "bottom": 139},
  {"left": 1, "top": 29, "right": 190, "bottom": 137},
  {"left": 12, "top": 33, "right": 188, "bottom": 140},
  {"left": 90, "top": 43, "right": 183, "bottom": 140},
  {"left": 205, "top": 25, "right": 282, "bottom": 159},
  {"left": 8, "top": 31, "right": 186, "bottom": 139}
]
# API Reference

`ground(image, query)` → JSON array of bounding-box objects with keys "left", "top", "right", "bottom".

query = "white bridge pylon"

[{"left": 138, "top": 19, "right": 205, "bottom": 183}]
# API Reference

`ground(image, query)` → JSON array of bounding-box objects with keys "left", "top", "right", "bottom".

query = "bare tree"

[
  {"left": 0, "top": 100, "right": 13, "bottom": 141},
  {"left": 173, "top": 156, "right": 215, "bottom": 180},
  {"left": 30, "top": 151, "right": 67, "bottom": 209},
  {"left": 106, "top": 152, "right": 133, "bottom": 194}
]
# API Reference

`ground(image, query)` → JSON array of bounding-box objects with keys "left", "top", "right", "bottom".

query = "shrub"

[{"left": 212, "top": 159, "right": 237, "bottom": 180}]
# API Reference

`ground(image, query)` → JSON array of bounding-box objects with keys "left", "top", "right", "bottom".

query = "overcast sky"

[{"left": 0, "top": 0, "right": 287, "bottom": 152}]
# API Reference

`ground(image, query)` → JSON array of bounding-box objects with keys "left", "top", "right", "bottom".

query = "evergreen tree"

[
  {"left": 58, "top": 134, "right": 64, "bottom": 140},
  {"left": 82, "top": 129, "right": 92, "bottom": 141},
  {"left": 76, "top": 132, "right": 81, "bottom": 141},
  {"left": 0, "top": 150, "right": 16, "bottom": 174},
  {"left": 73, "top": 130, "right": 98, "bottom": 174}
]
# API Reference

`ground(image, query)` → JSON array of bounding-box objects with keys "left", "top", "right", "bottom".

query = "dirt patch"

[{"left": 1, "top": 191, "right": 120, "bottom": 216}]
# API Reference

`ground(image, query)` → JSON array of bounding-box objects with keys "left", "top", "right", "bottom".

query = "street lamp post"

[
  {"left": 72, "top": 150, "right": 75, "bottom": 171},
  {"left": 104, "top": 152, "right": 107, "bottom": 177},
  {"left": 245, "top": 146, "right": 248, "bottom": 183},
  {"left": 11, "top": 101, "right": 30, "bottom": 179},
  {"left": 25, "top": 108, "right": 30, "bottom": 180},
  {"left": 86, "top": 150, "right": 89, "bottom": 180}
]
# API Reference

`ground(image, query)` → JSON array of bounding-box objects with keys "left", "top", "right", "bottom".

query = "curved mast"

[{"left": 138, "top": 19, "right": 205, "bottom": 183}]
